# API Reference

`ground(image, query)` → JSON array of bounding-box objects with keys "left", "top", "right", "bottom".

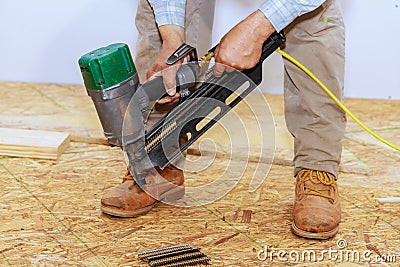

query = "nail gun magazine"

[{"left": 79, "top": 31, "right": 285, "bottom": 187}]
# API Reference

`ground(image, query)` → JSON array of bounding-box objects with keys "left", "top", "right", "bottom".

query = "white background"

[{"left": 0, "top": 0, "right": 399, "bottom": 99}]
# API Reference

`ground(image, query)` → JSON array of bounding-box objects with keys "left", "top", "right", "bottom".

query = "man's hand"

[
  {"left": 147, "top": 25, "right": 185, "bottom": 104},
  {"left": 213, "top": 10, "right": 276, "bottom": 77}
]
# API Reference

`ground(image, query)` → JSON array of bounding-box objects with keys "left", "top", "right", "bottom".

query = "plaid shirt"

[
  {"left": 148, "top": 0, "right": 186, "bottom": 27},
  {"left": 259, "top": 0, "right": 325, "bottom": 31},
  {"left": 148, "top": 0, "right": 325, "bottom": 32}
]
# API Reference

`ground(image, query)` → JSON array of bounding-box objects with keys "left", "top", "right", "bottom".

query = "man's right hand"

[
  {"left": 213, "top": 10, "right": 276, "bottom": 77},
  {"left": 146, "top": 25, "right": 186, "bottom": 104}
]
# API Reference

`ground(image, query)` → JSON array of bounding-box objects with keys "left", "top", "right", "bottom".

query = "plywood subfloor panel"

[
  {"left": 0, "top": 82, "right": 105, "bottom": 145},
  {"left": 0, "top": 81, "right": 399, "bottom": 266}
]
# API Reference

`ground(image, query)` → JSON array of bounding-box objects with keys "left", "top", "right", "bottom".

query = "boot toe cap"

[{"left": 294, "top": 207, "right": 339, "bottom": 233}]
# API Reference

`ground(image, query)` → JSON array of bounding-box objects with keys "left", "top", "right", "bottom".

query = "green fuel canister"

[{"left": 79, "top": 43, "right": 139, "bottom": 146}]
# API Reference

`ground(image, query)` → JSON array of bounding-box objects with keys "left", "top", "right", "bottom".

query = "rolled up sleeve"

[
  {"left": 148, "top": 0, "right": 186, "bottom": 27},
  {"left": 259, "top": 0, "right": 326, "bottom": 32}
]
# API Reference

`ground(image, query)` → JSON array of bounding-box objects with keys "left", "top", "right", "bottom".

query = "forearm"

[
  {"left": 158, "top": 24, "right": 185, "bottom": 47},
  {"left": 148, "top": 0, "right": 186, "bottom": 55},
  {"left": 243, "top": 10, "right": 276, "bottom": 45}
]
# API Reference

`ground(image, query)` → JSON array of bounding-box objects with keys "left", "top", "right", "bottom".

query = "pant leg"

[
  {"left": 134, "top": 0, "right": 162, "bottom": 84},
  {"left": 184, "top": 0, "right": 216, "bottom": 56},
  {"left": 283, "top": 0, "right": 346, "bottom": 178}
]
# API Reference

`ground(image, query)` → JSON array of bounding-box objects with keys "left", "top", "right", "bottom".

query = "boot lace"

[
  {"left": 297, "top": 169, "right": 338, "bottom": 203},
  {"left": 122, "top": 168, "right": 134, "bottom": 182},
  {"left": 122, "top": 167, "right": 159, "bottom": 189}
]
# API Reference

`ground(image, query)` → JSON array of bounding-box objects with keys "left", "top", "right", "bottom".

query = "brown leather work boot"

[
  {"left": 291, "top": 169, "right": 341, "bottom": 239},
  {"left": 100, "top": 165, "right": 185, "bottom": 217}
]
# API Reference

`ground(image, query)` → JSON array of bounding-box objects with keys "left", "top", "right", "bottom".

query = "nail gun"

[{"left": 79, "top": 31, "right": 285, "bottom": 187}]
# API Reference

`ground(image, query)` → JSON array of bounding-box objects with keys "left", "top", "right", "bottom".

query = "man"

[{"left": 101, "top": 0, "right": 346, "bottom": 240}]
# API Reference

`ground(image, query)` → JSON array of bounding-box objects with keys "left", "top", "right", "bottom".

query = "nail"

[{"left": 167, "top": 88, "right": 175, "bottom": 96}]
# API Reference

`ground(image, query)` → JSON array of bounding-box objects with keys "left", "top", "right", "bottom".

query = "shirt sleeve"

[
  {"left": 147, "top": 0, "right": 186, "bottom": 27},
  {"left": 259, "top": 0, "right": 326, "bottom": 32}
]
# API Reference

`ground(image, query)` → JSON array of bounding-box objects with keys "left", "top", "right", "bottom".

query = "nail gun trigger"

[{"left": 179, "top": 88, "right": 190, "bottom": 101}]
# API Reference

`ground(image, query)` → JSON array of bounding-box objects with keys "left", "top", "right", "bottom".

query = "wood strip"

[{"left": 0, "top": 128, "right": 70, "bottom": 160}]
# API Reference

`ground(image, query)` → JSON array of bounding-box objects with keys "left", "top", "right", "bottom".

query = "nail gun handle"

[
  {"left": 139, "top": 44, "right": 199, "bottom": 102},
  {"left": 243, "top": 31, "right": 285, "bottom": 85},
  {"left": 139, "top": 64, "right": 198, "bottom": 102}
]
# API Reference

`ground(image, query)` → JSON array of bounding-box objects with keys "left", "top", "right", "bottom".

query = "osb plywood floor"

[{"left": 0, "top": 81, "right": 399, "bottom": 267}]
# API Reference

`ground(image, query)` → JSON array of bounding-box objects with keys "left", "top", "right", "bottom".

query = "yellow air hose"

[{"left": 275, "top": 48, "right": 400, "bottom": 151}]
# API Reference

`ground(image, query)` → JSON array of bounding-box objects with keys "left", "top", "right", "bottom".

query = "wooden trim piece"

[{"left": 0, "top": 128, "right": 70, "bottom": 160}]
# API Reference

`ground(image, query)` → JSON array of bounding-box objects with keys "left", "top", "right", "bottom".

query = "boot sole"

[
  {"left": 291, "top": 221, "right": 338, "bottom": 240},
  {"left": 101, "top": 186, "right": 185, "bottom": 218}
]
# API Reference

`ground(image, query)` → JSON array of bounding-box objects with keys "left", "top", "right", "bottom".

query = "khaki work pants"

[{"left": 134, "top": 0, "right": 346, "bottom": 178}]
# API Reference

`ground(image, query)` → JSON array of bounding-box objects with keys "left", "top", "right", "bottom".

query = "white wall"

[
  {"left": 342, "top": 0, "right": 400, "bottom": 99},
  {"left": 0, "top": 0, "right": 138, "bottom": 85},
  {"left": 1, "top": 0, "right": 399, "bottom": 99}
]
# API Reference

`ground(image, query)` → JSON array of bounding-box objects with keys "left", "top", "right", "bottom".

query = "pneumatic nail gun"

[{"left": 79, "top": 31, "right": 285, "bottom": 186}]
